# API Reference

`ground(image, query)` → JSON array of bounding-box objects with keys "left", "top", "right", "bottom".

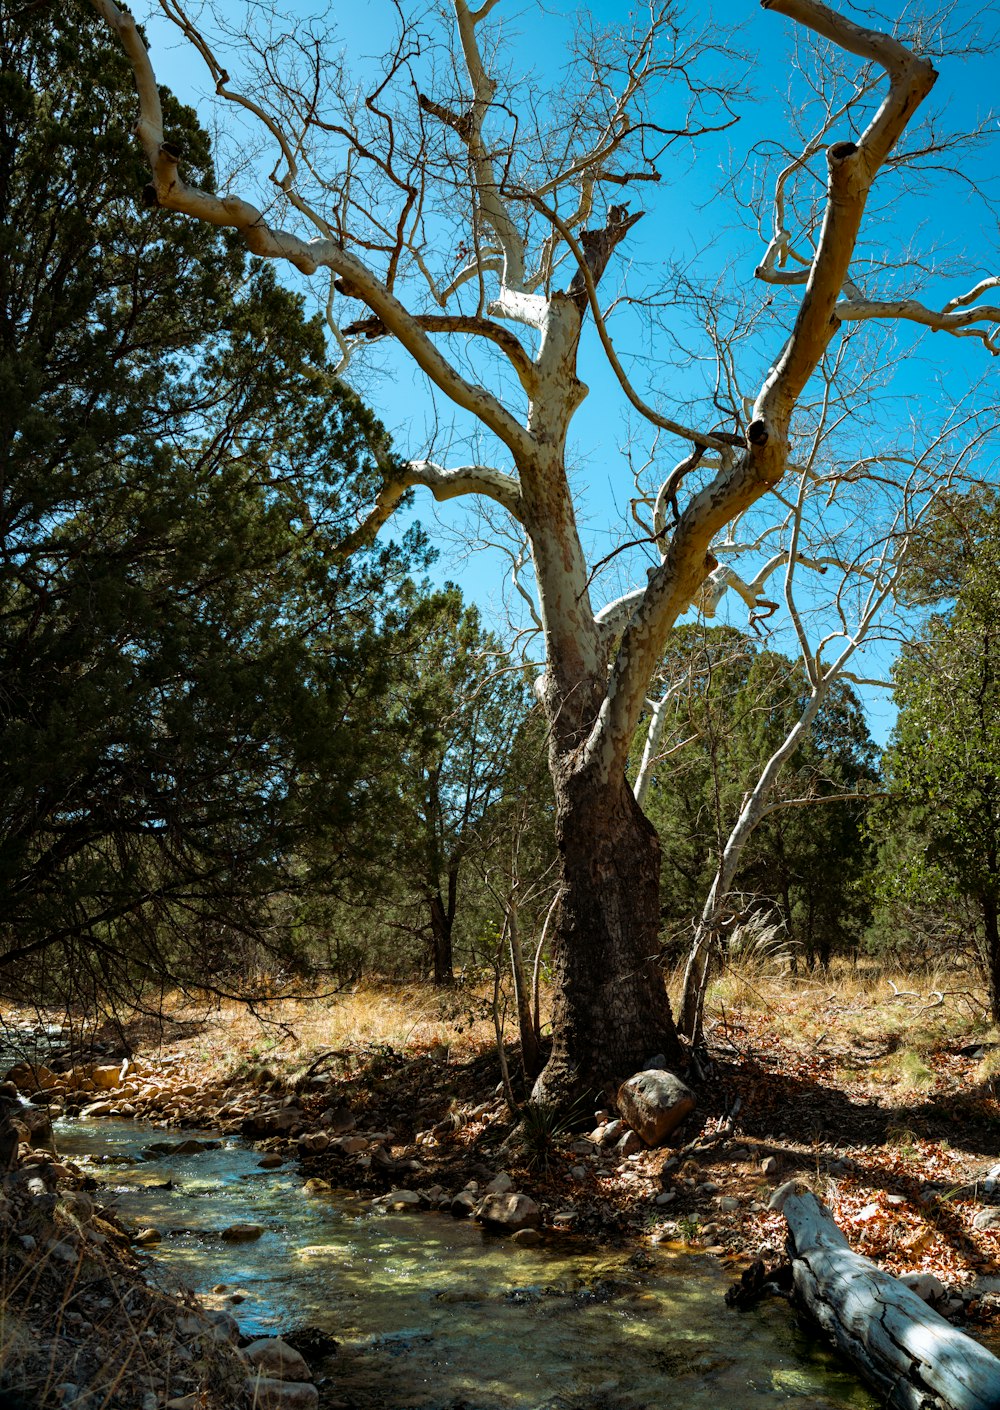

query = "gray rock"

[
  {"left": 484, "top": 1172, "right": 512, "bottom": 1195},
  {"left": 450, "top": 1190, "right": 477, "bottom": 1218},
  {"left": 244, "top": 1377, "right": 318, "bottom": 1409},
  {"left": 474, "top": 1191, "right": 542, "bottom": 1233},
  {"left": 511, "top": 1227, "right": 542, "bottom": 1247},
  {"left": 616, "top": 1070, "right": 696, "bottom": 1147},
  {"left": 761, "top": 1155, "right": 780, "bottom": 1178},
  {"left": 898, "top": 1271, "right": 945, "bottom": 1303},
  {"left": 245, "top": 1337, "right": 312, "bottom": 1381},
  {"left": 615, "top": 1130, "right": 643, "bottom": 1157},
  {"left": 717, "top": 1196, "right": 740, "bottom": 1213},
  {"left": 973, "top": 1206, "right": 1000, "bottom": 1232},
  {"left": 241, "top": 1107, "right": 305, "bottom": 1139}
]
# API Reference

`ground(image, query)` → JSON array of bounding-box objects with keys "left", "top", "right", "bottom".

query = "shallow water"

[{"left": 56, "top": 1116, "right": 877, "bottom": 1410}]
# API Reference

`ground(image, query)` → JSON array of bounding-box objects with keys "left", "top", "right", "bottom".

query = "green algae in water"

[{"left": 57, "top": 1117, "right": 877, "bottom": 1409}]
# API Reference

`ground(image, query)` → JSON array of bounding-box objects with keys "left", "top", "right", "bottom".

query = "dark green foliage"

[
  {"left": 636, "top": 626, "right": 877, "bottom": 967},
  {"left": 0, "top": 2, "right": 420, "bottom": 1006},
  {"left": 875, "top": 509, "right": 1000, "bottom": 1015}
]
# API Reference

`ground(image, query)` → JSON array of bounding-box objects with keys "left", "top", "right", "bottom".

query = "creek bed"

[{"left": 55, "top": 1116, "right": 876, "bottom": 1410}]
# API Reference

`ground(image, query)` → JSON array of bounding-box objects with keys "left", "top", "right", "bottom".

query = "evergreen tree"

[
  {"left": 878, "top": 516, "right": 1000, "bottom": 1018},
  {"left": 0, "top": 4, "right": 419, "bottom": 1007},
  {"left": 637, "top": 628, "right": 876, "bottom": 967}
]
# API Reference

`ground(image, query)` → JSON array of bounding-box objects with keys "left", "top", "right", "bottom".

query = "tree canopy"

[{"left": 0, "top": 3, "right": 422, "bottom": 1008}]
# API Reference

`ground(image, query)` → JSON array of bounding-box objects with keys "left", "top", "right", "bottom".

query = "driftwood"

[{"left": 772, "top": 1181, "right": 1000, "bottom": 1410}]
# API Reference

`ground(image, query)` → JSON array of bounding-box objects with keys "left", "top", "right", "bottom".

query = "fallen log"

[{"left": 771, "top": 1180, "right": 1000, "bottom": 1410}]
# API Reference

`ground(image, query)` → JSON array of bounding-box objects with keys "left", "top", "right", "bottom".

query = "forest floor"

[{"left": 5, "top": 961, "right": 1000, "bottom": 1404}]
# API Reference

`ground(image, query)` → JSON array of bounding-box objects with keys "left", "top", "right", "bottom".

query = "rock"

[
  {"left": 334, "top": 1136, "right": 369, "bottom": 1155},
  {"left": 259, "top": 1153, "right": 285, "bottom": 1169},
  {"left": 973, "top": 1207, "right": 1000, "bottom": 1232},
  {"left": 511, "top": 1227, "right": 542, "bottom": 1247},
  {"left": 484, "top": 1172, "right": 513, "bottom": 1194},
  {"left": 241, "top": 1107, "right": 305, "bottom": 1139},
  {"left": 615, "top": 1130, "right": 643, "bottom": 1157},
  {"left": 717, "top": 1196, "right": 740, "bottom": 1213},
  {"left": 297, "top": 1132, "right": 329, "bottom": 1153},
  {"left": 616, "top": 1071, "right": 696, "bottom": 1147},
  {"left": 221, "top": 1222, "right": 265, "bottom": 1242},
  {"left": 761, "top": 1155, "right": 781, "bottom": 1178},
  {"left": 144, "top": 1138, "right": 222, "bottom": 1157},
  {"left": 205, "top": 1309, "right": 241, "bottom": 1342},
  {"left": 982, "top": 1162, "right": 1000, "bottom": 1195},
  {"left": 79, "top": 1100, "right": 116, "bottom": 1119},
  {"left": 385, "top": 1189, "right": 421, "bottom": 1210},
  {"left": 134, "top": 1227, "right": 162, "bottom": 1246},
  {"left": 450, "top": 1190, "right": 477, "bottom": 1218},
  {"left": 245, "top": 1337, "right": 312, "bottom": 1381},
  {"left": 654, "top": 1191, "right": 676, "bottom": 1206},
  {"left": 12, "top": 1105, "right": 54, "bottom": 1149},
  {"left": 91, "top": 1064, "right": 124, "bottom": 1090},
  {"left": 301, "top": 1178, "right": 331, "bottom": 1197},
  {"left": 898, "top": 1271, "right": 945, "bottom": 1303},
  {"left": 244, "top": 1379, "right": 318, "bottom": 1409},
  {"left": 474, "top": 1192, "right": 541, "bottom": 1233},
  {"left": 596, "top": 1119, "right": 624, "bottom": 1147},
  {"left": 61, "top": 1190, "right": 95, "bottom": 1223},
  {"left": 322, "top": 1105, "right": 356, "bottom": 1134}
]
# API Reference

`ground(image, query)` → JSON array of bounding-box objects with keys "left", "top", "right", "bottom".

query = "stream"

[{"left": 53, "top": 1115, "right": 879, "bottom": 1410}]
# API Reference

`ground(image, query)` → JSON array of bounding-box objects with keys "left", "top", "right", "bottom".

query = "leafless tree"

[{"left": 89, "top": 0, "right": 1000, "bottom": 1102}]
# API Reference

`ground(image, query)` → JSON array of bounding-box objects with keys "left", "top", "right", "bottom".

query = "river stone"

[
  {"left": 385, "top": 1189, "right": 421, "bottom": 1209},
  {"left": 241, "top": 1107, "right": 305, "bottom": 1139},
  {"left": 91, "top": 1064, "right": 124, "bottom": 1090},
  {"left": 450, "top": 1190, "right": 477, "bottom": 1218},
  {"left": 615, "top": 1130, "right": 643, "bottom": 1157},
  {"left": 484, "top": 1172, "right": 513, "bottom": 1194},
  {"left": 134, "top": 1227, "right": 162, "bottom": 1246},
  {"left": 79, "top": 1100, "right": 116, "bottom": 1119},
  {"left": 145, "top": 1138, "right": 222, "bottom": 1157},
  {"left": 244, "top": 1379, "right": 318, "bottom": 1410},
  {"left": 616, "top": 1071, "right": 696, "bottom": 1147},
  {"left": 221, "top": 1222, "right": 265, "bottom": 1242},
  {"left": 298, "top": 1131, "right": 329, "bottom": 1153},
  {"left": 245, "top": 1337, "right": 312, "bottom": 1381},
  {"left": 511, "top": 1227, "right": 542, "bottom": 1247},
  {"left": 898, "top": 1271, "right": 945, "bottom": 1303},
  {"left": 474, "top": 1191, "right": 541, "bottom": 1233},
  {"left": 259, "top": 1154, "right": 284, "bottom": 1169}
]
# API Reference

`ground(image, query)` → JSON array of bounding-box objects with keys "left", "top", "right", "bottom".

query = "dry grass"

[{"left": 155, "top": 981, "right": 505, "bottom": 1084}]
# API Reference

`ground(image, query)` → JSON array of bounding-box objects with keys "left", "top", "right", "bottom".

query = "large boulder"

[
  {"left": 616, "top": 1069, "right": 695, "bottom": 1147},
  {"left": 474, "top": 1191, "right": 541, "bottom": 1233}
]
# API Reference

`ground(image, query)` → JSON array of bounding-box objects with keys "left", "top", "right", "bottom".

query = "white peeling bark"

[{"left": 774, "top": 1185, "right": 1000, "bottom": 1410}]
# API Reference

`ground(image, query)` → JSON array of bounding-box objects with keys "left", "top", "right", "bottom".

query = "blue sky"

[{"left": 137, "top": 0, "right": 1000, "bottom": 747}]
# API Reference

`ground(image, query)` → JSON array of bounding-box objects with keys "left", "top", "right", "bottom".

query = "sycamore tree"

[{"left": 88, "top": 0, "right": 1000, "bottom": 1100}]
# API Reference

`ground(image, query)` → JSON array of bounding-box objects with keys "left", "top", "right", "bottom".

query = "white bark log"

[{"left": 772, "top": 1185, "right": 1000, "bottom": 1410}]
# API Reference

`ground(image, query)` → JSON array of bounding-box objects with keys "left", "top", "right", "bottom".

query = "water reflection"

[{"left": 56, "top": 1117, "right": 876, "bottom": 1410}]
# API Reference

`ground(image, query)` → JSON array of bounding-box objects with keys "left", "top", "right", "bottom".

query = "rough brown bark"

[
  {"left": 429, "top": 890, "right": 455, "bottom": 986},
  {"left": 982, "top": 894, "right": 1000, "bottom": 1025},
  {"left": 532, "top": 767, "right": 682, "bottom": 1104}
]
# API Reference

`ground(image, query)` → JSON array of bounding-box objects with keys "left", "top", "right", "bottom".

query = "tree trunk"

[
  {"left": 774, "top": 1183, "right": 1000, "bottom": 1410},
  {"left": 982, "top": 894, "right": 1000, "bottom": 1025},
  {"left": 507, "top": 904, "right": 542, "bottom": 1082},
  {"left": 532, "top": 768, "right": 681, "bottom": 1104},
  {"left": 429, "top": 892, "right": 454, "bottom": 986}
]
